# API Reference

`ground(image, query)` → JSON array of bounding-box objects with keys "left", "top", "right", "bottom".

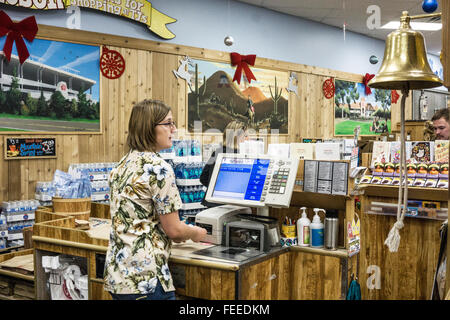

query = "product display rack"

[
  {"left": 357, "top": 184, "right": 447, "bottom": 299},
  {"left": 173, "top": 158, "right": 207, "bottom": 224},
  {"left": 161, "top": 139, "right": 207, "bottom": 224},
  {"left": 269, "top": 159, "right": 359, "bottom": 299}
]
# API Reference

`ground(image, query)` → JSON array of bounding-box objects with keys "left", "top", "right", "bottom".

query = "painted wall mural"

[
  {"left": 334, "top": 79, "right": 391, "bottom": 136},
  {"left": 0, "top": 37, "right": 100, "bottom": 132},
  {"left": 187, "top": 59, "right": 289, "bottom": 134}
]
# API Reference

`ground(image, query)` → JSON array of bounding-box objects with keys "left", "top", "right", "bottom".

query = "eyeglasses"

[{"left": 156, "top": 120, "right": 176, "bottom": 128}]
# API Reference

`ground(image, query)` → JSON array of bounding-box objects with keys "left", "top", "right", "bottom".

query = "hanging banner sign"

[
  {"left": 1, "top": 0, "right": 176, "bottom": 39},
  {"left": 5, "top": 137, "right": 56, "bottom": 160}
]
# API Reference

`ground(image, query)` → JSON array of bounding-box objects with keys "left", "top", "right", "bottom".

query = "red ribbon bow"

[
  {"left": 362, "top": 73, "right": 375, "bottom": 95},
  {"left": 230, "top": 52, "right": 256, "bottom": 84},
  {"left": 0, "top": 11, "right": 38, "bottom": 65},
  {"left": 391, "top": 90, "right": 400, "bottom": 104}
]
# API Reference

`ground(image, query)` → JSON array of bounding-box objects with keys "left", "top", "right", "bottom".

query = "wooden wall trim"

[{"left": 35, "top": 24, "right": 363, "bottom": 82}]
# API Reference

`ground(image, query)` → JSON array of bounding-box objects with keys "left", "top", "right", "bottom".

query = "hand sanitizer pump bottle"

[
  {"left": 310, "top": 208, "right": 325, "bottom": 248},
  {"left": 297, "top": 207, "right": 311, "bottom": 247}
]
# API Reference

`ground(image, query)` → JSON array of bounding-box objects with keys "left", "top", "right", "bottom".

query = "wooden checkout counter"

[
  {"left": 1, "top": 159, "right": 446, "bottom": 300},
  {"left": 19, "top": 159, "right": 357, "bottom": 300},
  {"left": 28, "top": 193, "right": 356, "bottom": 300}
]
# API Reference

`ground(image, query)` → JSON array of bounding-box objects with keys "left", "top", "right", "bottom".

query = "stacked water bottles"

[
  {"left": 159, "top": 143, "right": 175, "bottom": 159},
  {"left": 1, "top": 200, "right": 39, "bottom": 248},
  {"left": 172, "top": 139, "right": 202, "bottom": 160},
  {"left": 35, "top": 181, "right": 56, "bottom": 206},
  {"left": 175, "top": 162, "right": 207, "bottom": 224},
  {"left": 0, "top": 210, "right": 7, "bottom": 249},
  {"left": 68, "top": 162, "right": 117, "bottom": 203},
  {"left": 164, "top": 139, "right": 207, "bottom": 225}
]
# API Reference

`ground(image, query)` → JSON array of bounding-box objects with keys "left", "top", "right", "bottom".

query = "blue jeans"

[{"left": 110, "top": 280, "right": 176, "bottom": 300}]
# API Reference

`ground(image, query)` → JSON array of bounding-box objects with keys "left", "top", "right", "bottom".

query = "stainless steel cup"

[{"left": 324, "top": 217, "right": 339, "bottom": 250}]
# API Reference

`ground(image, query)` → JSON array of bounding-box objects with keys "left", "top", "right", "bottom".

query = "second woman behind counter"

[{"left": 199, "top": 120, "right": 249, "bottom": 208}]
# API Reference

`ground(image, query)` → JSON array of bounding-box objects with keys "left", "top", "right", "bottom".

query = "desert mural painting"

[
  {"left": 0, "top": 38, "right": 100, "bottom": 133},
  {"left": 187, "top": 58, "right": 289, "bottom": 133},
  {"left": 334, "top": 79, "right": 392, "bottom": 136}
]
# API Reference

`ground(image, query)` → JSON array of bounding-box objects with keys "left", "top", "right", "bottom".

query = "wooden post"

[
  {"left": 443, "top": 0, "right": 450, "bottom": 299},
  {"left": 443, "top": 0, "right": 450, "bottom": 89}
]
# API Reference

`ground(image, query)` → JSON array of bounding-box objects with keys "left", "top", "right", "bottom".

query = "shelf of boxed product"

[{"left": 363, "top": 140, "right": 449, "bottom": 192}]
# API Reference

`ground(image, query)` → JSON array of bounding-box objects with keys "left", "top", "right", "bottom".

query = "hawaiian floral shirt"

[{"left": 103, "top": 150, "right": 182, "bottom": 294}]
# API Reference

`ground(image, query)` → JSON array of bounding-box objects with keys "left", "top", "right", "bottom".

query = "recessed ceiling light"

[{"left": 380, "top": 21, "right": 442, "bottom": 31}]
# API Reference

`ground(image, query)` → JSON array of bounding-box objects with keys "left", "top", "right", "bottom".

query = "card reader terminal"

[{"left": 195, "top": 205, "right": 252, "bottom": 245}]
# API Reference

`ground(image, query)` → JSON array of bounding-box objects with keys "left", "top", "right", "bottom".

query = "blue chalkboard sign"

[{"left": 5, "top": 137, "right": 56, "bottom": 160}]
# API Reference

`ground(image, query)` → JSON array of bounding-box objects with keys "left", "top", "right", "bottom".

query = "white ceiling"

[{"left": 235, "top": 0, "right": 442, "bottom": 55}]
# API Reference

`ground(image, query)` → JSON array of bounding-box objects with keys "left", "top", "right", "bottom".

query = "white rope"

[{"left": 384, "top": 90, "right": 409, "bottom": 252}]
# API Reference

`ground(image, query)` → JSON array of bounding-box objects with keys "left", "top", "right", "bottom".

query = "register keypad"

[{"left": 269, "top": 168, "right": 290, "bottom": 194}]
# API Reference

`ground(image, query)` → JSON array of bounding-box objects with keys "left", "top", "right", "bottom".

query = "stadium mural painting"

[{"left": 0, "top": 38, "right": 100, "bottom": 133}]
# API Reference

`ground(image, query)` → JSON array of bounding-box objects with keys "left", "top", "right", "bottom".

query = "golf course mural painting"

[
  {"left": 334, "top": 79, "right": 391, "bottom": 136},
  {"left": 0, "top": 38, "right": 100, "bottom": 133}
]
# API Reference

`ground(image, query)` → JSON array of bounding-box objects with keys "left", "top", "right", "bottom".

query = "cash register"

[{"left": 194, "top": 153, "right": 299, "bottom": 262}]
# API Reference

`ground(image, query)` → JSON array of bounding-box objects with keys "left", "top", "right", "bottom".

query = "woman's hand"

[
  {"left": 191, "top": 226, "right": 207, "bottom": 242},
  {"left": 160, "top": 211, "right": 208, "bottom": 242}
]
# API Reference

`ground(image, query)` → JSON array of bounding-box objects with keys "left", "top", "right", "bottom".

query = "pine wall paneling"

[{"left": 0, "top": 24, "right": 410, "bottom": 201}]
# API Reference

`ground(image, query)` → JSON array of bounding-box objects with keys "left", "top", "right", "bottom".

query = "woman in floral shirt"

[{"left": 104, "top": 99, "right": 207, "bottom": 300}]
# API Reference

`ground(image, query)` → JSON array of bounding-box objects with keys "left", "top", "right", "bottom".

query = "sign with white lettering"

[
  {"left": 5, "top": 137, "right": 56, "bottom": 160},
  {"left": 1, "top": 0, "right": 176, "bottom": 39}
]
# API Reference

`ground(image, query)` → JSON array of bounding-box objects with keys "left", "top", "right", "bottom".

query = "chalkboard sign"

[{"left": 4, "top": 137, "right": 56, "bottom": 160}]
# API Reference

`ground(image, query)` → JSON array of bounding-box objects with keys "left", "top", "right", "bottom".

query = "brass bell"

[{"left": 368, "top": 11, "right": 442, "bottom": 90}]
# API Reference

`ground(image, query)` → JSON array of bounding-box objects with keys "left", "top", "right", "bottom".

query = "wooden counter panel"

[
  {"left": 90, "top": 281, "right": 112, "bottom": 300},
  {"left": 359, "top": 196, "right": 441, "bottom": 300},
  {"left": 290, "top": 251, "right": 342, "bottom": 300},
  {"left": 239, "top": 251, "right": 291, "bottom": 300},
  {"left": 33, "top": 242, "right": 89, "bottom": 259},
  {"left": 91, "top": 202, "right": 111, "bottom": 220},
  {"left": 183, "top": 265, "right": 235, "bottom": 300}
]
